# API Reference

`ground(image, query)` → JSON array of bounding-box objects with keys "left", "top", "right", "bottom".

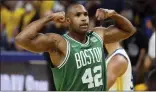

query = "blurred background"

[{"left": 0, "top": 0, "right": 156, "bottom": 91}]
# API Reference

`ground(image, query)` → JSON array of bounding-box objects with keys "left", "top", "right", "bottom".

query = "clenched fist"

[
  {"left": 45, "top": 11, "right": 69, "bottom": 27},
  {"left": 44, "top": 11, "right": 65, "bottom": 23},
  {"left": 52, "top": 12, "right": 66, "bottom": 23},
  {"left": 96, "top": 8, "right": 117, "bottom": 20}
]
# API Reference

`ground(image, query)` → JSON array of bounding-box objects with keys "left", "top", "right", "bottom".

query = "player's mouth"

[{"left": 80, "top": 23, "right": 88, "bottom": 29}]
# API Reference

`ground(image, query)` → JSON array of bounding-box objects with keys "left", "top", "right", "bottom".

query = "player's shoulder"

[
  {"left": 91, "top": 27, "right": 107, "bottom": 39},
  {"left": 106, "top": 48, "right": 128, "bottom": 60},
  {"left": 109, "top": 53, "right": 128, "bottom": 72},
  {"left": 112, "top": 54, "right": 128, "bottom": 63},
  {"left": 110, "top": 48, "right": 128, "bottom": 64},
  {"left": 45, "top": 33, "right": 67, "bottom": 51},
  {"left": 92, "top": 27, "right": 107, "bottom": 32},
  {"left": 113, "top": 48, "right": 128, "bottom": 58},
  {"left": 108, "top": 47, "right": 126, "bottom": 55}
]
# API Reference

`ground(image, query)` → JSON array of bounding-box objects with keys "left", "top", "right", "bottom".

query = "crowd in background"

[{"left": 0, "top": 0, "right": 156, "bottom": 91}]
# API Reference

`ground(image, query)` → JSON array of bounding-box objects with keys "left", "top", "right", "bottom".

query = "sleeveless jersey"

[
  {"left": 106, "top": 48, "right": 134, "bottom": 91},
  {"left": 51, "top": 32, "right": 107, "bottom": 91}
]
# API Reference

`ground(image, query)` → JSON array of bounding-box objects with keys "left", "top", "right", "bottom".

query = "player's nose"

[
  {"left": 81, "top": 19, "right": 86, "bottom": 22},
  {"left": 81, "top": 16, "right": 87, "bottom": 22}
]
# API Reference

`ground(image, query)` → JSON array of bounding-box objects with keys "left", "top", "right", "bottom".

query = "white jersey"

[{"left": 106, "top": 48, "right": 133, "bottom": 91}]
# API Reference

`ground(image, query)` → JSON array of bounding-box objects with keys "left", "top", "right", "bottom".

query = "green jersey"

[{"left": 51, "top": 32, "right": 107, "bottom": 91}]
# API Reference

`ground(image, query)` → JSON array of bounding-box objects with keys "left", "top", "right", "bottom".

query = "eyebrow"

[{"left": 76, "top": 11, "right": 88, "bottom": 14}]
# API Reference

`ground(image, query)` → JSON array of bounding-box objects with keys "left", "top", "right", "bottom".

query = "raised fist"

[
  {"left": 96, "top": 8, "right": 116, "bottom": 20},
  {"left": 52, "top": 12, "right": 66, "bottom": 23}
]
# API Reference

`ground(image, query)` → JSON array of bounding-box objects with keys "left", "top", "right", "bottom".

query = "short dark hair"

[{"left": 65, "top": 3, "right": 83, "bottom": 17}]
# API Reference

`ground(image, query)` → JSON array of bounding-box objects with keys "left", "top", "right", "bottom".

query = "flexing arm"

[
  {"left": 15, "top": 12, "right": 66, "bottom": 53},
  {"left": 93, "top": 9, "right": 136, "bottom": 43}
]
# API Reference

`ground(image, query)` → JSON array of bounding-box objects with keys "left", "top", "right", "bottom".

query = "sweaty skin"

[{"left": 15, "top": 4, "right": 136, "bottom": 87}]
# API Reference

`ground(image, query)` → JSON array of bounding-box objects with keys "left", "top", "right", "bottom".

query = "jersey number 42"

[{"left": 81, "top": 65, "right": 103, "bottom": 88}]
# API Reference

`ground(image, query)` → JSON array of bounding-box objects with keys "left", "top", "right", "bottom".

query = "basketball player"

[
  {"left": 15, "top": 4, "right": 136, "bottom": 91},
  {"left": 105, "top": 42, "right": 134, "bottom": 90}
]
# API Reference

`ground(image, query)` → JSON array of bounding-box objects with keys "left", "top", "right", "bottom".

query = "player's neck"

[
  {"left": 68, "top": 31, "right": 87, "bottom": 44},
  {"left": 106, "top": 43, "right": 121, "bottom": 55}
]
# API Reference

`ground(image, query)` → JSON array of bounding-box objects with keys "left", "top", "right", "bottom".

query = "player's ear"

[
  {"left": 66, "top": 18, "right": 70, "bottom": 24},
  {"left": 62, "top": 18, "right": 70, "bottom": 28}
]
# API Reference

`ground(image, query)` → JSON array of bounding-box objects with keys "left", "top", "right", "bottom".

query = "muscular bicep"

[
  {"left": 16, "top": 33, "right": 65, "bottom": 53},
  {"left": 92, "top": 26, "right": 132, "bottom": 44},
  {"left": 107, "top": 54, "right": 128, "bottom": 89},
  {"left": 104, "top": 25, "right": 133, "bottom": 43}
]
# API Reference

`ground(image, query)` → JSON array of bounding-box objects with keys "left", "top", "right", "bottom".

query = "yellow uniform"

[
  {"left": 22, "top": 9, "right": 36, "bottom": 29},
  {"left": 106, "top": 48, "right": 133, "bottom": 91},
  {"left": 40, "top": 1, "right": 55, "bottom": 17},
  {"left": 1, "top": 7, "right": 25, "bottom": 39}
]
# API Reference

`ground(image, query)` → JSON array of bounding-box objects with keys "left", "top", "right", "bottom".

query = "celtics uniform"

[{"left": 51, "top": 32, "right": 107, "bottom": 91}]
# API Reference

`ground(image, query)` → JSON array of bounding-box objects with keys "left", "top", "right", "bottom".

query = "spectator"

[
  {"left": 39, "top": 1, "right": 55, "bottom": 18},
  {"left": 53, "top": 0, "right": 76, "bottom": 12},
  {"left": 122, "top": 28, "right": 148, "bottom": 84},
  {"left": 148, "top": 16, "right": 156, "bottom": 70},
  {"left": 1, "top": 1, "right": 25, "bottom": 50},
  {"left": 148, "top": 16, "right": 156, "bottom": 60},
  {"left": 123, "top": 29, "right": 148, "bottom": 67},
  {"left": 144, "top": 17, "right": 153, "bottom": 39}
]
